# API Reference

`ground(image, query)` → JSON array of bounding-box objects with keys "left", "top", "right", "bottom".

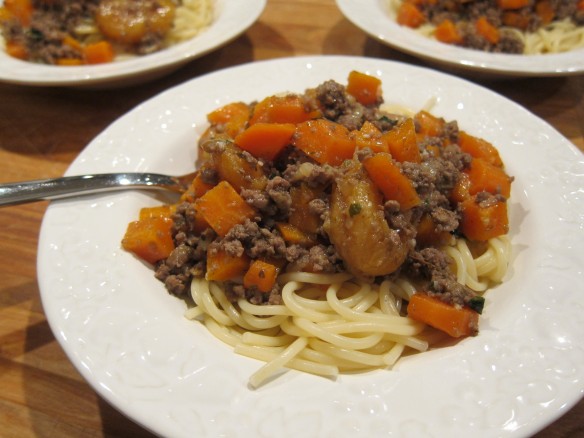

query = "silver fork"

[{"left": 0, "top": 171, "right": 198, "bottom": 207}]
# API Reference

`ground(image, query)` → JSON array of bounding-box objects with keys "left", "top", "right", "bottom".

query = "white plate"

[
  {"left": 0, "top": 0, "right": 266, "bottom": 87},
  {"left": 336, "top": 0, "right": 584, "bottom": 77},
  {"left": 37, "top": 56, "right": 584, "bottom": 437}
]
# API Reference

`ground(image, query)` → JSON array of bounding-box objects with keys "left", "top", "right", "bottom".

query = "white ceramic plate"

[
  {"left": 336, "top": 0, "right": 584, "bottom": 77},
  {"left": 37, "top": 56, "right": 584, "bottom": 437},
  {"left": 0, "top": 0, "right": 266, "bottom": 87}
]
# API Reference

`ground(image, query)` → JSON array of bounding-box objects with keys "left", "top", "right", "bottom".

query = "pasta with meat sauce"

[
  {"left": 0, "top": 0, "right": 214, "bottom": 65},
  {"left": 391, "top": 0, "right": 584, "bottom": 54},
  {"left": 122, "top": 71, "right": 513, "bottom": 387}
]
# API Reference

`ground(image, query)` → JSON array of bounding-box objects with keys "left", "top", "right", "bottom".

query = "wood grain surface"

[{"left": 0, "top": 1, "right": 583, "bottom": 436}]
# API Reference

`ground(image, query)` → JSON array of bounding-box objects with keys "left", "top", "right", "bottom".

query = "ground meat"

[
  {"left": 405, "top": 248, "right": 477, "bottom": 307},
  {"left": 282, "top": 162, "right": 338, "bottom": 187}
]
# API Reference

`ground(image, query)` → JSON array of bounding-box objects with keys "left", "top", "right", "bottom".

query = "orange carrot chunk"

[
  {"left": 407, "top": 293, "right": 479, "bottom": 338},
  {"left": 459, "top": 194, "right": 509, "bottom": 241},
  {"left": 382, "top": 117, "right": 422, "bottom": 163},
  {"left": 414, "top": 110, "right": 445, "bottom": 138},
  {"left": 122, "top": 217, "right": 175, "bottom": 264},
  {"left": 465, "top": 158, "right": 512, "bottom": 198},
  {"left": 180, "top": 172, "right": 215, "bottom": 203},
  {"left": 195, "top": 181, "right": 256, "bottom": 237},
  {"left": 275, "top": 222, "right": 315, "bottom": 247},
  {"left": 243, "top": 260, "right": 279, "bottom": 292},
  {"left": 206, "top": 248, "right": 250, "bottom": 282},
  {"left": 292, "top": 119, "right": 356, "bottom": 166},
  {"left": 235, "top": 122, "right": 296, "bottom": 161},
  {"left": 496, "top": 0, "right": 529, "bottom": 9},
  {"left": 476, "top": 16, "right": 500, "bottom": 44},
  {"left": 396, "top": 2, "right": 426, "bottom": 28},
  {"left": 5, "top": 41, "right": 28, "bottom": 60},
  {"left": 535, "top": 0, "right": 555, "bottom": 25},
  {"left": 352, "top": 121, "right": 389, "bottom": 153},
  {"left": 458, "top": 131, "right": 503, "bottom": 167},
  {"left": 206, "top": 102, "right": 251, "bottom": 138},
  {"left": 249, "top": 94, "right": 318, "bottom": 125},
  {"left": 84, "top": 41, "right": 115, "bottom": 64},
  {"left": 434, "top": 19, "right": 463, "bottom": 44},
  {"left": 4, "top": 0, "right": 33, "bottom": 26},
  {"left": 362, "top": 152, "right": 421, "bottom": 210},
  {"left": 346, "top": 70, "right": 382, "bottom": 106}
]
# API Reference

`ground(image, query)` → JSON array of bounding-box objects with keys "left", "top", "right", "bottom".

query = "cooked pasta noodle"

[
  {"left": 186, "top": 235, "right": 510, "bottom": 387},
  {"left": 166, "top": 0, "right": 215, "bottom": 45}
]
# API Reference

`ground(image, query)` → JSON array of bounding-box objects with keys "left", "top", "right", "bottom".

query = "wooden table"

[{"left": 0, "top": 1, "right": 582, "bottom": 436}]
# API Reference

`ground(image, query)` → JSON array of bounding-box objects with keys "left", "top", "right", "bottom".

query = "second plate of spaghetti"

[
  {"left": 336, "top": 0, "right": 584, "bottom": 77},
  {"left": 38, "top": 56, "right": 584, "bottom": 437}
]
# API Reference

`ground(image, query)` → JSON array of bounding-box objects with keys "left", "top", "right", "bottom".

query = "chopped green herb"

[
  {"left": 468, "top": 296, "right": 485, "bottom": 314},
  {"left": 349, "top": 203, "right": 362, "bottom": 216}
]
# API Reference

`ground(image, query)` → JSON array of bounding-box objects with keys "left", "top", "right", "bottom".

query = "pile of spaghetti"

[
  {"left": 0, "top": 0, "right": 214, "bottom": 65},
  {"left": 393, "top": 0, "right": 584, "bottom": 54},
  {"left": 122, "top": 71, "right": 513, "bottom": 387}
]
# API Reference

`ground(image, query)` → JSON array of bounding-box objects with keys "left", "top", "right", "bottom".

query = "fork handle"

[{"left": 0, "top": 173, "right": 174, "bottom": 207}]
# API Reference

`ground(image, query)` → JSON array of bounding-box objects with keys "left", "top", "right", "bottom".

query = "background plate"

[
  {"left": 336, "top": 0, "right": 584, "bottom": 77},
  {"left": 0, "top": 0, "right": 266, "bottom": 87}
]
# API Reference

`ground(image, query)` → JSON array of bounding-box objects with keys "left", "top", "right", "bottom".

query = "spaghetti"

[{"left": 186, "top": 236, "right": 510, "bottom": 388}]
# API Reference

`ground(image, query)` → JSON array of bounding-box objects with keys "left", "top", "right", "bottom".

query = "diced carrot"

[
  {"left": 458, "top": 131, "right": 503, "bottom": 167},
  {"left": 459, "top": 194, "right": 509, "bottom": 241},
  {"left": 180, "top": 172, "right": 214, "bottom": 203},
  {"left": 57, "top": 58, "right": 84, "bottom": 66},
  {"left": 195, "top": 181, "right": 256, "bottom": 237},
  {"left": 465, "top": 158, "right": 512, "bottom": 198},
  {"left": 476, "top": 16, "right": 500, "bottom": 44},
  {"left": 416, "top": 213, "right": 452, "bottom": 247},
  {"left": 496, "top": 0, "right": 529, "bottom": 9},
  {"left": 501, "top": 12, "right": 530, "bottom": 30},
  {"left": 122, "top": 217, "right": 175, "bottom": 264},
  {"left": 62, "top": 35, "right": 82, "bottom": 51},
  {"left": 0, "top": 7, "right": 14, "bottom": 24},
  {"left": 249, "top": 94, "right": 318, "bottom": 125},
  {"left": 288, "top": 184, "right": 324, "bottom": 234},
  {"left": 234, "top": 122, "right": 296, "bottom": 161},
  {"left": 275, "top": 222, "right": 315, "bottom": 247},
  {"left": 207, "top": 102, "right": 251, "bottom": 138},
  {"left": 434, "top": 19, "right": 463, "bottom": 44},
  {"left": 5, "top": 41, "right": 27, "bottom": 60},
  {"left": 414, "top": 110, "right": 445, "bottom": 138},
  {"left": 83, "top": 41, "right": 115, "bottom": 64},
  {"left": 139, "top": 205, "right": 174, "bottom": 220},
  {"left": 362, "top": 152, "right": 421, "bottom": 210},
  {"left": 4, "top": 0, "right": 33, "bottom": 26},
  {"left": 535, "top": 0, "right": 555, "bottom": 25},
  {"left": 382, "top": 117, "right": 422, "bottom": 163},
  {"left": 206, "top": 247, "right": 250, "bottom": 282},
  {"left": 396, "top": 2, "right": 426, "bottom": 28},
  {"left": 346, "top": 70, "right": 382, "bottom": 106},
  {"left": 407, "top": 293, "right": 479, "bottom": 338},
  {"left": 292, "top": 119, "right": 356, "bottom": 166},
  {"left": 243, "top": 260, "right": 279, "bottom": 293},
  {"left": 352, "top": 121, "right": 388, "bottom": 153}
]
